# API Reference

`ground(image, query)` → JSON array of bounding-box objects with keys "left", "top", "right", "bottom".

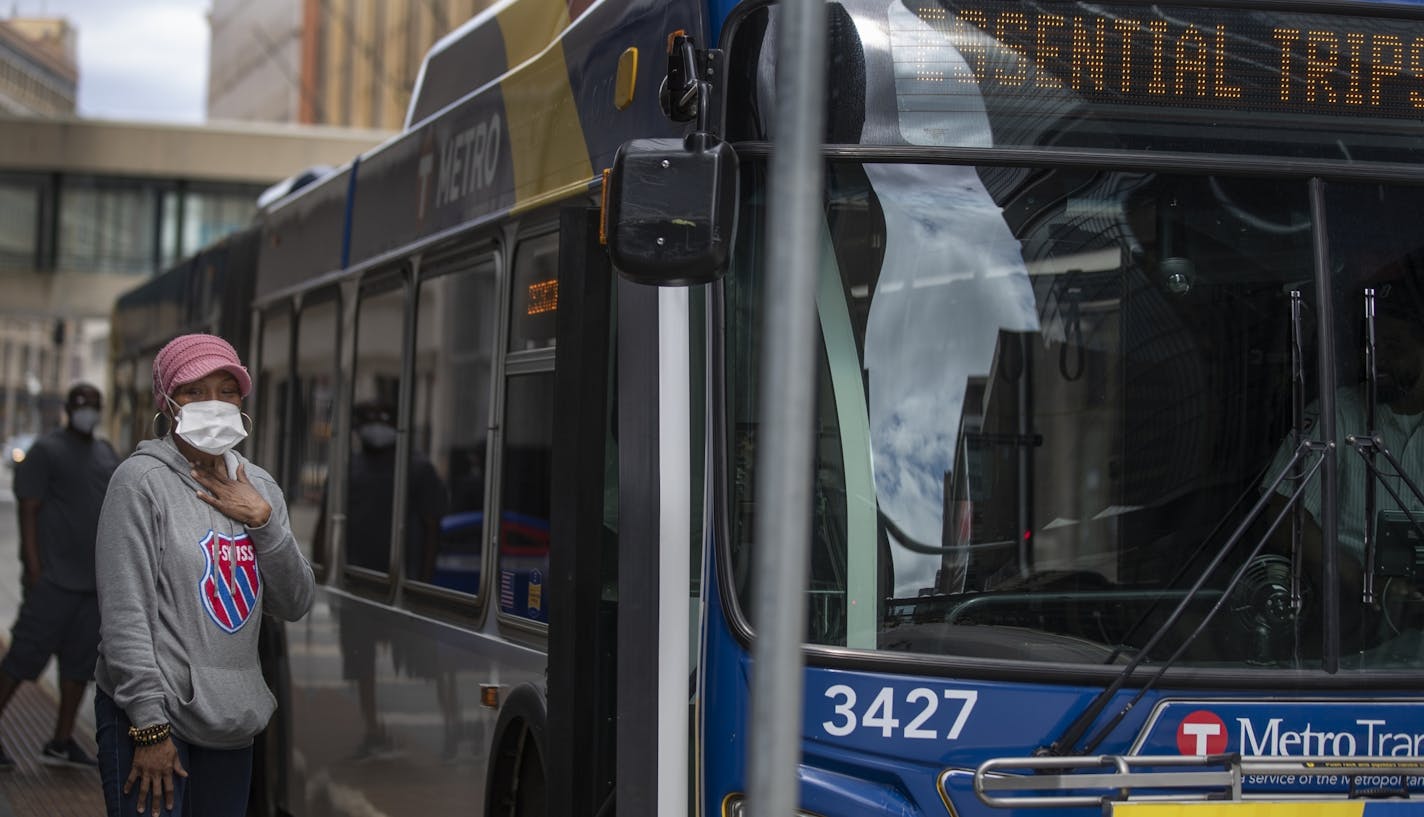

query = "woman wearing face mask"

[{"left": 93, "top": 333, "right": 315, "bottom": 817}]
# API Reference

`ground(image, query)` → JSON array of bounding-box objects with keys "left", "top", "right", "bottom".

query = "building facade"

[
  {"left": 209, "top": 0, "right": 487, "bottom": 130},
  {"left": 0, "top": 17, "right": 76, "bottom": 116},
  {"left": 0, "top": 115, "right": 386, "bottom": 442}
]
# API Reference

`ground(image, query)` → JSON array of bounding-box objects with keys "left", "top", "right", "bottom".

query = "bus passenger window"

[
  {"left": 508, "top": 235, "right": 558, "bottom": 351},
  {"left": 497, "top": 233, "right": 557, "bottom": 623},
  {"left": 346, "top": 282, "right": 409, "bottom": 576},
  {"left": 497, "top": 372, "right": 553, "bottom": 623},
  {"left": 411, "top": 257, "right": 497, "bottom": 596},
  {"left": 255, "top": 308, "right": 291, "bottom": 489},
  {"left": 293, "top": 297, "right": 338, "bottom": 569}
]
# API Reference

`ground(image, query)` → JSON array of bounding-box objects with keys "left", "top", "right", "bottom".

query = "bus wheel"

[{"left": 485, "top": 684, "right": 548, "bottom": 817}]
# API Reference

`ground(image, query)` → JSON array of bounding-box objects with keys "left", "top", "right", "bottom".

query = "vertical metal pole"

[
  {"left": 1289, "top": 290, "right": 1305, "bottom": 665},
  {"left": 746, "top": 0, "right": 826, "bottom": 814},
  {"left": 1361, "top": 288, "right": 1378, "bottom": 606},
  {"left": 1308, "top": 178, "right": 1340, "bottom": 672}
]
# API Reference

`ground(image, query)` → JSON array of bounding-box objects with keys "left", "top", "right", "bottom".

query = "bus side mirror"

[{"left": 604, "top": 133, "right": 738, "bottom": 286}]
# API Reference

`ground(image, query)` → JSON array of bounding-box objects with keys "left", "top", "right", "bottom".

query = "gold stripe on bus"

[
  {"left": 1112, "top": 803, "right": 1367, "bottom": 817},
  {"left": 501, "top": 52, "right": 596, "bottom": 207},
  {"left": 510, "top": 178, "right": 598, "bottom": 217},
  {"left": 496, "top": 0, "right": 574, "bottom": 67},
  {"left": 497, "top": 0, "right": 594, "bottom": 209}
]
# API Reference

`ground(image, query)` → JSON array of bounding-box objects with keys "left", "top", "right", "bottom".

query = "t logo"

[{"left": 1176, "top": 710, "right": 1228, "bottom": 756}]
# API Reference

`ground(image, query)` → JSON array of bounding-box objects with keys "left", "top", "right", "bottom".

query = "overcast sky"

[{"left": 11, "top": 0, "right": 210, "bottom": 123}]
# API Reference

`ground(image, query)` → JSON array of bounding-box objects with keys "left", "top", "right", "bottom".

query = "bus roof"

[{"left": 256, "top": 0, "right": 707, "bottom": 301}]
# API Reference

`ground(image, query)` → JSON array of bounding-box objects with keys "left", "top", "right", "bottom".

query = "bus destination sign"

[{"left": 902, "top": 1, "right": 1424, "bottom": 121}]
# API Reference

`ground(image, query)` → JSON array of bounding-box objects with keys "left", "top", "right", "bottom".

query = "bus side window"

[
  {"left": 411, "top": 255, "right": 498, "bottom": 597},
  {"left": 346, "top": 279, "right": 409, "bottom": 579},
  {"left": 257, "top": 306, "right": 294, "bottom": 545},
  {"left": 293, "top": 296, "right": 339, "bottom": 571},
  {"left": 498, "top": 232, "right": 558, "bottom": 623}
]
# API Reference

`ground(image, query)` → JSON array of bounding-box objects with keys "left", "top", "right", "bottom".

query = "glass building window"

[
  {"left": 0, "top": 178, "right": 40, "bottom": 269},
  {"left": 160, "top": 186, "right": 261, "bottom": 268},
  {"left": 58, "top": 181, "right": 157, "bottom": 274}
]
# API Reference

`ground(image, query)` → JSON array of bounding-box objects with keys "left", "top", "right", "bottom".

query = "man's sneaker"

[{"left": 39, "top": 738, "right": 97, "bottom": 768}]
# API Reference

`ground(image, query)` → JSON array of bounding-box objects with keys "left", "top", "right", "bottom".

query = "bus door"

[{"left": 548, "top": 206, "right": 618, "bottom": 817}]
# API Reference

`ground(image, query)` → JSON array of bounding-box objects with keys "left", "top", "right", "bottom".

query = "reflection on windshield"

[
  {"left": 864, "top": 163, "right": 1038, "bottom": 597},
  {"left": 727, "top": 164, "right": 1424, "bottom": 670}
]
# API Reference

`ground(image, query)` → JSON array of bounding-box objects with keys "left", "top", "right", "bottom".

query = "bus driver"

[{"left": 1266, "top": 261, "right": 1424, "bottom": 652}]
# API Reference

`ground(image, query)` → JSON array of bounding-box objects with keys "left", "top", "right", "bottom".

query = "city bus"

[{"left": 107, "top": 0, "right": 1424, "bottom": 814}]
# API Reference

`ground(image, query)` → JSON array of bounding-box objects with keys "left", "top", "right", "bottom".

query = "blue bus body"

[{"left": 109, "top": 0, "right": 1424, "bottom": 814}]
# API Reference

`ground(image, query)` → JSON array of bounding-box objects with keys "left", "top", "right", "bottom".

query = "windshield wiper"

[
  {"left": 1101, "top": 459, "right": 1271, "bottom": 666},
  {"left": 1042, "top": 290, "right": 1324, "bottom": 757},
  {"left": 1039, "top": 443, "right": 1325, "bottom": 757}
]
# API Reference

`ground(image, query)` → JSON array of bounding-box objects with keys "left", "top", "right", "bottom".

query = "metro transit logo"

[
  {"left": 1176, "top": 710, "right": 1228, "bottom": 755},
  {"left": 1169, "top": 706, "right": 1424, "bottom": 757}
]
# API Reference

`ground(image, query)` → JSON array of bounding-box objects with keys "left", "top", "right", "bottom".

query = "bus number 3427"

[{"left": 821, "top": 685, "right": 979, "bottom": 740}]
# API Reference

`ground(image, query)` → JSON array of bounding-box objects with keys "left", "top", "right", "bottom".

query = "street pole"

[{"left": 745, "top": 0, "right": 826, "bottom": 813}]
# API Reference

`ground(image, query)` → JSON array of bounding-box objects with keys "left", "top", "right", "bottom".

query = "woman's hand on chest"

[{"left": 189, "top": 462, "right": 272, "bottom": 529}]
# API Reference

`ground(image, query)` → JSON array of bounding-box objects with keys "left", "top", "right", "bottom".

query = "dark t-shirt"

[
  {"left": 344, "top": 447, "right": 447, "bottom": 577},
  {"left": 13, "top": 428, "right": 119, "bottom": 592}
]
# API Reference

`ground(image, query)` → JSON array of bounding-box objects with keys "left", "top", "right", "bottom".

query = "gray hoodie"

[{"left": 95, "top": 436, "right": 315, "bottom": 749}]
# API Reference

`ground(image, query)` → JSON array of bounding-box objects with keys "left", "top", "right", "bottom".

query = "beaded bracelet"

[{"left": 128, "top": 722, "right": 171, "bottom": 747}]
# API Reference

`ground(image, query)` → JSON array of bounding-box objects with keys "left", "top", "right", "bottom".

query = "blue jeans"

[{"left": 95, "top": 689, "right": 252, "bottom": 817}]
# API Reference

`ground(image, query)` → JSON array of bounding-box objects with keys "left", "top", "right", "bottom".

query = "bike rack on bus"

[{"left": 973, "top": 754, "right": 1422, "bottom": 809}]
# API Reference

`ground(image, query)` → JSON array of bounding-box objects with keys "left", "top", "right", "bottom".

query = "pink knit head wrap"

[{"left": 152, "top": 333, "right": 252, "bottom": 404}]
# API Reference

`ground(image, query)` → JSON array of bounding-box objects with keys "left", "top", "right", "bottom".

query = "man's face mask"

[
  {"left": 358, "top": 422, "right": 397, "bottom": 450},
  {"left": 69, "top": 406, "right": 100, "bottom": 434}
]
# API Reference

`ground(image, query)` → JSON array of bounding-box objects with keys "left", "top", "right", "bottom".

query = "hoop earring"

[
  {"left": 241, "top": 412, "right": 254, "bottom": 433},
  {"left": 151, "top": 412, "right": 171, "bottom": 439}
]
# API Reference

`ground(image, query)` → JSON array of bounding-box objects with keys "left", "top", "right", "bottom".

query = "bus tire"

[{"left": 485, "top": 683, "right": 548, "bottom": 817}]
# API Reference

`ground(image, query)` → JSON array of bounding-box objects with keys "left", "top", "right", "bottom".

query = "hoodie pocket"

[{"left": 167, "top": 664, "right": 276, "bottom": 746}]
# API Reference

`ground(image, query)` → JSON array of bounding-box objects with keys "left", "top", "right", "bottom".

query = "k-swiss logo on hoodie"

[{"left": 197, "top": 531, "right": 260, "bottom": 633}]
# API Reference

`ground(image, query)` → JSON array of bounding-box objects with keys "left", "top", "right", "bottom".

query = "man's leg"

[
  {"left": 42, "top": 588, "right": 98, "bottom": 766},
  {"left": 0, "top": 584, "right": 58, "bottom": 769},
  {"left": 53, "top": 678, "right": 84, "bottom": 744},
  {"left": 0, "top": 671, "right": 22, "bottom": 716}
]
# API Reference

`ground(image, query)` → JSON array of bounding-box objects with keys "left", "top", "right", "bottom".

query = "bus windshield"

[{"left": 726, "top": 160, "right": 1424, "bottom": 671}]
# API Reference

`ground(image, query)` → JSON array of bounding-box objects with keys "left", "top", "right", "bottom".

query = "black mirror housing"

[{"left": 604, "top": 133, "right": 738, "bottom": 286}]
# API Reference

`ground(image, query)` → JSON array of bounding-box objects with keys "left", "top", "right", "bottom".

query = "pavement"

[{"left": 0, "top": 467, "right": 104, "bottom": 816}]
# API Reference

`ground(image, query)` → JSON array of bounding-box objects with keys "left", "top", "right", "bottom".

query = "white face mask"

[
  {"left": 170, "top": 398, "right": 247, "bottom": 456},
  {"left": 358, "top": 422, "right": 397, "bottom": 450},
  {"left": 69, "top": 407, "right": 100, "bottom": 434}
]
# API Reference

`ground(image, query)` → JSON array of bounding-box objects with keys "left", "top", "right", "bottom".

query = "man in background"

[{"left": 0, "top": 383, "right": 118, "bottom": 768}]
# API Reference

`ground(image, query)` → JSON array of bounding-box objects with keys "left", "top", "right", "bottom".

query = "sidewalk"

[{"left": 0, "top": 468, "right": 105, "bottom": 816}]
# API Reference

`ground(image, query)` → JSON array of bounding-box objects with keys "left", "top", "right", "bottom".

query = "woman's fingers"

[
  {"left": 135, "top": 772, "right": 151, "bottom": 814},
  {"left": 125, "top": 744, "right": 184, "bottom": 815}
]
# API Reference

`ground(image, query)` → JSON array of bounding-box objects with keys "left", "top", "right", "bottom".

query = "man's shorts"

[{"left": 0, "top": 579, "right": 100, "bottom": 682}]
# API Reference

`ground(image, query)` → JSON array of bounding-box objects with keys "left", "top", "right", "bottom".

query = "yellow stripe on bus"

[
  {"left": 1112, "top": 803, "right": 1367, "bottom": 817},
  {"left": 497, "top": 0, "right": 595, "bottom": 209}
]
